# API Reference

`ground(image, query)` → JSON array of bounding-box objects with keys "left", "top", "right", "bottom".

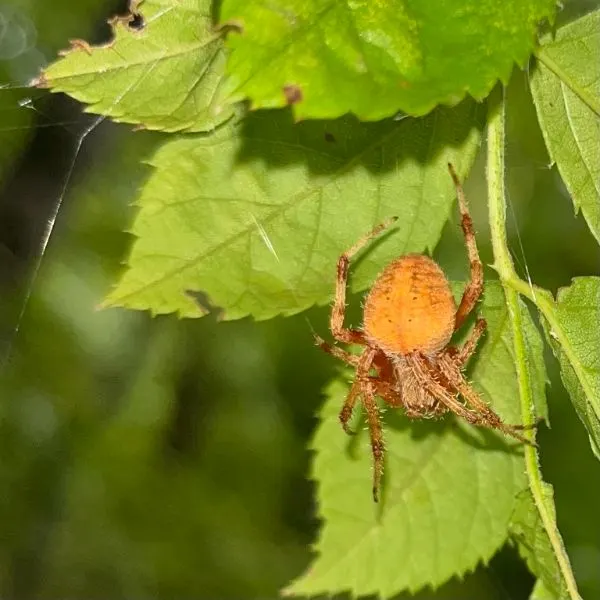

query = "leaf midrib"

[
  {"left": 46, "top": 36, "right": 221, "bottom": 83},
  {"left": 110, "top": 120, "right": 417, "bottom": 303}
]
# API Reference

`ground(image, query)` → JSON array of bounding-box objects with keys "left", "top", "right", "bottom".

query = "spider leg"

[
  {"left": 339, "top": 379, "right": 362, "bottom": 435},
  {"left": 341, "top": 348, "right": 385, "bottom": 501},
  {"left": 314, "top": 334, "right": 360, "bottom": 367},
  {"left": 331, "top": 217, "right": 397, "bottom": 344},
  {"left": 436, "top": 354, "right": 536, "bottom": 445},
  {"left": 448, "top": 320, "right": 536, "bottom": 433},
  {"left": 406, "top": 353, "right": 503, "bottom": 430},
  {"left": 338, "top": 348, "right": 390, "bottom": 434},
  {"left": 354, "top": 348, "right": 385, "bottom": 502},
  {"left": 448, "top": 163, "right": 484, "bottom": 331},
  {"left": 364, "top": 380, "right": 385, "bottom": 503},
  {"left": 341, "top": 377, "right": 395, "bottom": 436},
  {"left": 446, "top": 325, "right": 538, "bottom": 435},
  {"left": 450, "top": 317, "right": 487, "bottom": 367},
  {"left": 370, "top": 377, "right": 402, "bottom": 407},
  {"left": 315, "top": 334, "right": 397, "bottom": 383},
  {"left": 406, "top": 354, "right": 535, "bottom": 446},
  {"left": 316, "top": 335, "right": 394, "bottom": 406}
]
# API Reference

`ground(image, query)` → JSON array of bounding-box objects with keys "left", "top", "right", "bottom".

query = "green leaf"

[
  {"left": 105, "top": 100, "right": 482, "bottom": 319},
  {"left": 286, "top": 283, "right": 539, "bottom": 597},
  {"left": 530, "top": 10, "right": 600, "bottom": 244},
  {"left": 541, "top": 277, "right": 600, "bottom": 460},
  {"left": 523, "top": 299, "right": 550, "bottom": 426},
  {"left": 531, "top": 579, "right": 560, "bottom": 600},
  {"left": 510, "top": 485, "right": 570, "bottom": 599},
  {"left": 219, "top": 0, "right": 556, "bottom": 120},
  {"left": 36, "top": 0, "right": 233, "bottom": 132}
]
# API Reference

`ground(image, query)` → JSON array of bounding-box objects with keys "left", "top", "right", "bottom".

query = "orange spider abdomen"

[{"left": 363, "top": 254, "right": 456, "bottom": 356}]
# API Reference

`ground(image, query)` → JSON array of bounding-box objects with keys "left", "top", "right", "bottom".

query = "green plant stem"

[{"left": 486, "top": 86, "right": 581, "bottom": 600}]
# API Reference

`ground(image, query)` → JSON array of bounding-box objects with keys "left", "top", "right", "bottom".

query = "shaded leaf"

[
  {"left": 523, "top": 300, "right": 551, "bottom": 425},
  {"left": 510, "top": 485, "right": 570, "bottom": 599},
  {"left": 220, "top": 0, "right": 556, "bottom": 120},
  {"left": 105, "top": 101, "right": 483, "bottom": 319},
  {"left": 37, "top": 0, "right": 233, "bottom": 132},
  {"left": 286, "top": 283, "right": 542, "bottom": 597},
  {"left": 541, "top": 277, "right": 600, "bottom": 460},
  {"left": 530, "top": 10, "right": 600, "bottom": 243},
  {"left": 531, "top": 578, "right": 559, "bottom": 600}
]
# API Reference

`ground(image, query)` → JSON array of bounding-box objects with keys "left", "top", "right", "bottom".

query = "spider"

[{"left": 316, "top": 163, "right": 535, "bottom": 502}]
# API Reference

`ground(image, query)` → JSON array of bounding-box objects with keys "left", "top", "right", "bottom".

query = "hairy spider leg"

[
  {"left": 335, "top": 348, "right": 386, "bottom": 500},
  {"left": 406, "top": 353, "right": 534, "bottom": 445},
  {"left": 338, "top": 368, "right": 403, "bottom": 435},
  {"left": 315, "top": 334, "right": 400, "bottom": 385},
  {"left": 369, "top": 377, "right": 402, "bottom": 407},
  {"left": 450, "top": 317, "right": 487, "bottom": 366},
  {"left": 436, "top": 353, "right": 537, "bottom": 441},
  {"left": 350, "top": 348, "right": 386, "bottom": 502},
  {"left": 405, "top": 353, "right": 512, "bottom": 434},
  {"left": 314, "top": 333, "right": 360, "bottom": 367},
  {"left": 339, "top": 377, "right": 362, "bottom": 435},
  {"left": 331, "top": 217, "right": 398, "bottom": 344},
  {"left": 448, "top": 163, "right": 484, "bottom": 331},
  {"left": 446, "top": 320, "right": 538, "bottom": 434},
  {"left": 317, "top": 334, "right": 401, "bottom": 434}
]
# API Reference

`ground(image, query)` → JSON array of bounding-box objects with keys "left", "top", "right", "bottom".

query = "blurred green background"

[{"left": 0, "top": 1, "right": 599, "bottom": 598}]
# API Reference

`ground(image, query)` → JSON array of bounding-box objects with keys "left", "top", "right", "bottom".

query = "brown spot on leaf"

[
  {"left": 283, "top": 84, "right": 303, "bottom": 105},
  {"left": 324, "top": 131, "right": 336, "bottom": 143},
  {"left": 59, "top": 39, "right": 93, "bottom": 56},
  {"left": 218, "top": 19, "right": 245, "bottom": 35},
  {"left": 185, "top": 290, "right": 225, "bottom": 320},
  {"left": 108, "top": 11, "right": 146, "bottom": 38}
]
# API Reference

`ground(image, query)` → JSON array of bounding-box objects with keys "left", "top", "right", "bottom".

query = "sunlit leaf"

[
  {"left": 541, "top": 277, "right": 600, "bottom": 460},
  {"left": 523, "top": 300, "right": 550, "bottom": 425},
  {"left": 104, "top": 100, "right": 482, "bottom": 318},
  {"left": 531, "top": 578, "right": 558, "bottom": 600},
  {"left": 530, "top": 10, "right": 600, "bottom": 244},
  {"left": 510, "top": 486, "right": 570, "bottom": 599},
  {"left": 37, "top": 0, "right": 233, "bottom": 132},
  {"left": 286, "top": 283, "right": 543, "bottom": 597},
  {"left": 220, "top": 0, "right": 556, "bottom": 120}
]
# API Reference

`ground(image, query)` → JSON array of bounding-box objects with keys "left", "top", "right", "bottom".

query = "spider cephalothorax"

[{"left": 316, "top": 163, "right": 534, "bottom": 502}]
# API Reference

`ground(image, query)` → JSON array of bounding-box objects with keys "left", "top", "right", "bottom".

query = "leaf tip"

[
  {"left": 97, "top": 297, "right": 114, "bottom": 311},
  {"left": 278, "top": 583, "right": 294, "bottom": 597},
  {"left": 59, "top": 39, "right": 93, "bottom": 56},
  {"left": 31, "top": 73, "right": 48, "bottom": 89}
]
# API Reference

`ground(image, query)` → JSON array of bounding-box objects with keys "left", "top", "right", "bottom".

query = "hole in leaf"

[{"left": 128, "top": 12, "right": 145, "bottom": 31}]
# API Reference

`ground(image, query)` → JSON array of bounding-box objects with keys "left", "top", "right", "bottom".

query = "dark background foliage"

[{"left": 0, "top": 0, "right": 599, "bottom": 598}]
